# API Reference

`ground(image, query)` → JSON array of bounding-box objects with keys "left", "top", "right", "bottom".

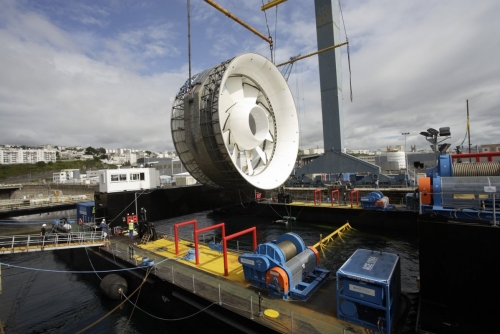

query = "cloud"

[{"left": 0, "top": 0, "right": 498, "bottom": 157}]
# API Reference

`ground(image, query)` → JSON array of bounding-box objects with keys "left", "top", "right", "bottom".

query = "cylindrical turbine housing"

[{"left": 171, "top": 53, "right": 299, "bottom": 190}]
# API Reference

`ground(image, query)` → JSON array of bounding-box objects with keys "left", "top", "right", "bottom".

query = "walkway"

[{"left": 0, "top": 231, "right": 106, "bottom": 254}]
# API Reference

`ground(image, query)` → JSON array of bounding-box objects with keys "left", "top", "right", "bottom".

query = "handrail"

[{"left": 0, "top": 231, "right": 105, "bottom": 254}]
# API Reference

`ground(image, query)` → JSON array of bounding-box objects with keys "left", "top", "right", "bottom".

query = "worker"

[
  {"left": 100, "top": 219, "right": 109, "bottom": 239},
  {"left": 128, "top": 219, "right": 135, "bottom": 238},
  {"left": 40, "top": 223, "right": 47, "bottom": 244},
  {"left": 375, "top": 179, "right": 379, "bottom": 189}
]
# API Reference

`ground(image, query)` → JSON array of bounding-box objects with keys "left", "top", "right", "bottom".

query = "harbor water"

[{"left": 0, "top": 209, "right": 419, "bottom": 333}]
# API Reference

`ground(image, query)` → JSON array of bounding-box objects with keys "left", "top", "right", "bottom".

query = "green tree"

[
  {"left": 36, "top": 161, "right": 46, "bottom": 168},
  {"left": 85, "top": 146, "right": 97, "bottom": 155}
]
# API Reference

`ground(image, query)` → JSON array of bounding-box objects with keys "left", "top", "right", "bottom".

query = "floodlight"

[
  {"left": 439, "top": 127, "right": 451, "bottom": 136},
  {"left": 427, "top": 128, "right": 439, "bottom": 136},
  {"left": 420, "top": 131, "right": 430, "bottom": 137}
]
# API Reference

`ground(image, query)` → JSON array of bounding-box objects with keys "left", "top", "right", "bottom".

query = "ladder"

[{"left": 140, "top": 233, "right": 151, "bottom": 244}]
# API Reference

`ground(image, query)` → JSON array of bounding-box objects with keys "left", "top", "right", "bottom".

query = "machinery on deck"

[
  {"left": 414, "top": 152, "right": 500, "bottom": 223},
  {"left": 360, "top": 191, "right": 394, "bottom": 211},
  {"left": 337, "top": 249, "right": 401, "bottom": 334},
  {"left": 238, "top": 232, "right": 329, "bottom": 300}
]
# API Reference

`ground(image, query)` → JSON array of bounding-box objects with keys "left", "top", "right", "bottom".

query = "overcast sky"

[{"left": 1, "top": 0, "right": 498, "bottom": 154}]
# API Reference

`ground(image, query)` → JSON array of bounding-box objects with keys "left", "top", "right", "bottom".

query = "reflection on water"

[{"left": 0, "top": 210, "right": 419, "bottom": 333}]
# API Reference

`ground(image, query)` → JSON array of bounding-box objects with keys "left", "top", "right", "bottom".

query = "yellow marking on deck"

[
  {"left": 138, "top": 238, "right": 247, "bottom": 284},
  {"left": 264, "top": 309, "right": 279, "bottom": 318}
]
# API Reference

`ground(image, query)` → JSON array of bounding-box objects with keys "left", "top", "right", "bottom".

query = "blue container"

[
  {"left": 76, "top": 202, "right": 95, "bottom": 223},
  {"left": 337, "top": 249, "right": 400, "bottom": 334}
]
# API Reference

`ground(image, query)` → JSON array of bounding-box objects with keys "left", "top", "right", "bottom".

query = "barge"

[{"left": 57, "top": 220, "right": 410, "bottom": 334}]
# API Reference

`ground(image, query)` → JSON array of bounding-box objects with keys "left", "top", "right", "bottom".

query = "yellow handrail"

[{"left": 313, "top": 222, "right": 352, "bottom": 256}]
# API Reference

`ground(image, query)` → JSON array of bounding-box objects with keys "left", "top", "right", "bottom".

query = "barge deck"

[{"left": 88, "top": 227, "right": 366, "bottom": 333}]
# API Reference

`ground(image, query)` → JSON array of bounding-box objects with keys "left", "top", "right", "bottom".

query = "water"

[{"left": 0, "top": 210, "right": 419, "bottom": 333}]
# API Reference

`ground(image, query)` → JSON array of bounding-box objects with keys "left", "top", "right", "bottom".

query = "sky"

[{"left": 0, "top": 0, "right": 499, "bottom": 154}]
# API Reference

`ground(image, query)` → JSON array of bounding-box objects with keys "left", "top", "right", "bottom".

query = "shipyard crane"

[{"left": 279, "top": 54, "right": 300, "bottom": 82}]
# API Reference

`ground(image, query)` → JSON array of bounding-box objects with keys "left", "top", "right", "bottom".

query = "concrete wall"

[{"left": 11, "top": 184, "right": 98, "bottom": 199}]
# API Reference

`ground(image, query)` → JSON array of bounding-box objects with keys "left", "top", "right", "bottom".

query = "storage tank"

[{"left": 386, "top": 151, "right": 406, "bottom": 170}]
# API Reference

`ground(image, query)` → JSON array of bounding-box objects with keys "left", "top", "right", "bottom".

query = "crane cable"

[
  {"left": 262, "top": 0, "right": 279, "bottom": 63},
  {"left": 338, "top": 0, "right": 353, "bottom": 102},
  {"left": 274, "top": 4, "right": 278, "bottom": 64}
]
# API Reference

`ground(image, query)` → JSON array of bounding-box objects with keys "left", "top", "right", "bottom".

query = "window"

[
  {"left": 131, "top": 172, "right": 145, "bottom": 180},
  {"left": 119, "top": 174, "right": 127, "bottom": 181},
  {"left": 111, "top": 175, "right": 119, "bottom": 182}
]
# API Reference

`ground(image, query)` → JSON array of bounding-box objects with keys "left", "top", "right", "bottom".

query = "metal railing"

[{"left": 0, "top": 231, "right": 105, "bottom": 254}]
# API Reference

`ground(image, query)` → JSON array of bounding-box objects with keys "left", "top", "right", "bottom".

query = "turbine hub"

[{"left": 230, "top": 102, "right": 269, "bottom": 150}]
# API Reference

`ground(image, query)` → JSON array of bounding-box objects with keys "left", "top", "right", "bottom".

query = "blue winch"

[
  {"left": 360, "top": 191, "right": 393, "bottom": 211},
  {"left": 238, "top": 232, "right": 329, "bottom": 300}
]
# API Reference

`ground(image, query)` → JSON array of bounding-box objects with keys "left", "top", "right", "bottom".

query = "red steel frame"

[
  {"left": 451, "top": 152, "right": 500, "bottom": 162},
  {"left": 314, "top": 189, "right": 322, "bottom": 206},
  {"left": 194, "top": 223, "right": 226, "bottom": 265},
  {"left": 330, "top": 190, "right": 340, "bottom": 206},
  {"left": 350, "top": 190, "right": 359, "bottom": 208},
  {"left": 174, "top": 219, "right": 197, "bottom": 255},
  {"left": 222, "top": 227, "right": 257, "bottom": 276}
]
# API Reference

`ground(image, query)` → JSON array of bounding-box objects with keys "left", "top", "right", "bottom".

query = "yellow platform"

[{"left": 138, "top": 238, "right": 247, "bottom": 283}]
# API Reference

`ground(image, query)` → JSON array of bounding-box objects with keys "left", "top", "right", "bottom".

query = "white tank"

[{"left": 387, "top": 151, "right": 406, "bottom": 170}]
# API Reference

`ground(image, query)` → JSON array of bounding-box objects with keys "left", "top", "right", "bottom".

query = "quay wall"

[{"left": 11, "top": 184, "right": 98, "bottom": 199}]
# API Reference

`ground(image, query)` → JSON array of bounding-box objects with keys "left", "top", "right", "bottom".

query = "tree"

[
  {"left": 36, "top": 161, "right": 46, "bottom": 168},
  {"left": 85, "top": 146, "right": 97, "bottom": 155}
]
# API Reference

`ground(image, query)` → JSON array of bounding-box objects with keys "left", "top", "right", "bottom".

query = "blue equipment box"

[{"left": 337, "top": 249, "right": 401, "bottom": 334}]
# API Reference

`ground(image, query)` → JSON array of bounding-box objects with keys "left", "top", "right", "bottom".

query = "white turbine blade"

[
  {"left": 255, "top": 146, "right": 267, "bottom": 164},
  {"left": 265, "top": 130, "right": 274, "bottom": 142},
  {"left": 223, "top": 129, "right": 230, "bottom": 145},
  {"left": 231, "top": 144, "right": 239, "bottom": 163},
  {"left": 245, "top": 150, "right": 254, "bottom": 175},
  {"left": 225, "top": 76, "right": 244, "bottom": 102},
  {"left": 243, "top": 84, "right": 259, "bottom": 104}
]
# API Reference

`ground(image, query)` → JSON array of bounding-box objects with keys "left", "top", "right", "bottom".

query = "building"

[
  {"left": 480, "top": 144, "right": 500, "bottom": 153},
  {"left": 98, "top": 167, "right": 160, "bottom": 193},
  {"left": 52, "top": 169, "right": 81, "bottom": 183},
  {"left": 0, "top": 148, "right": 57, "bottom": 164}
]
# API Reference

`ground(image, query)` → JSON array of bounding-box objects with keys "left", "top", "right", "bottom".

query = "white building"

[
  {"left": 0, "top": 148, "right": 57, "bottom": 164},
  {"left": 98, "top": 167, "right": 160, "bottom": 193},
  {"left": 52, "top": 169, "right": 81, "bottom": 183}
]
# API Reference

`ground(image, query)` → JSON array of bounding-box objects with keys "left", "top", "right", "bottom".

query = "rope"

[
  {"left": 0, "top": 262, "right": 149, "bottom": 274},
  {"left": 76, "top": 267, "right": 153, "bottom": 334},
  {"left": 274, "top": 5, "right": 278, "bottom": 64},
  {"left": 338, "top": 0, "right": 353, "bottom": 101},
  {"left": 261, "top": 0, "right": 273, "bottom": 63},
  {"left": 108, "top": 189, "right": 148, "bottom": 224}
]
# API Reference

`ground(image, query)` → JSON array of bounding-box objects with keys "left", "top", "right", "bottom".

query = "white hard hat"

[
  {"left": 42, "top": 224, "right": 46, "bottom": 227},
  {"left": 102, "top": 219, "right": 106, "bottom": 222}
]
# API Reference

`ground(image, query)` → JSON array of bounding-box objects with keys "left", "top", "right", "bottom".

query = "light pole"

[{"left": 402, "top": 132, "right": 409, "bottom": 187}]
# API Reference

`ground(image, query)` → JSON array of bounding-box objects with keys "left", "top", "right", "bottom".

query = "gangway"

[{"left": 0, "top": 231, "right": 106, "bottom": 254}]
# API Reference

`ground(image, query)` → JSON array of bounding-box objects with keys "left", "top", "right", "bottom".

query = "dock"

[{"left": 80, "top": 224, "right": 364, "bottom": 334}]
